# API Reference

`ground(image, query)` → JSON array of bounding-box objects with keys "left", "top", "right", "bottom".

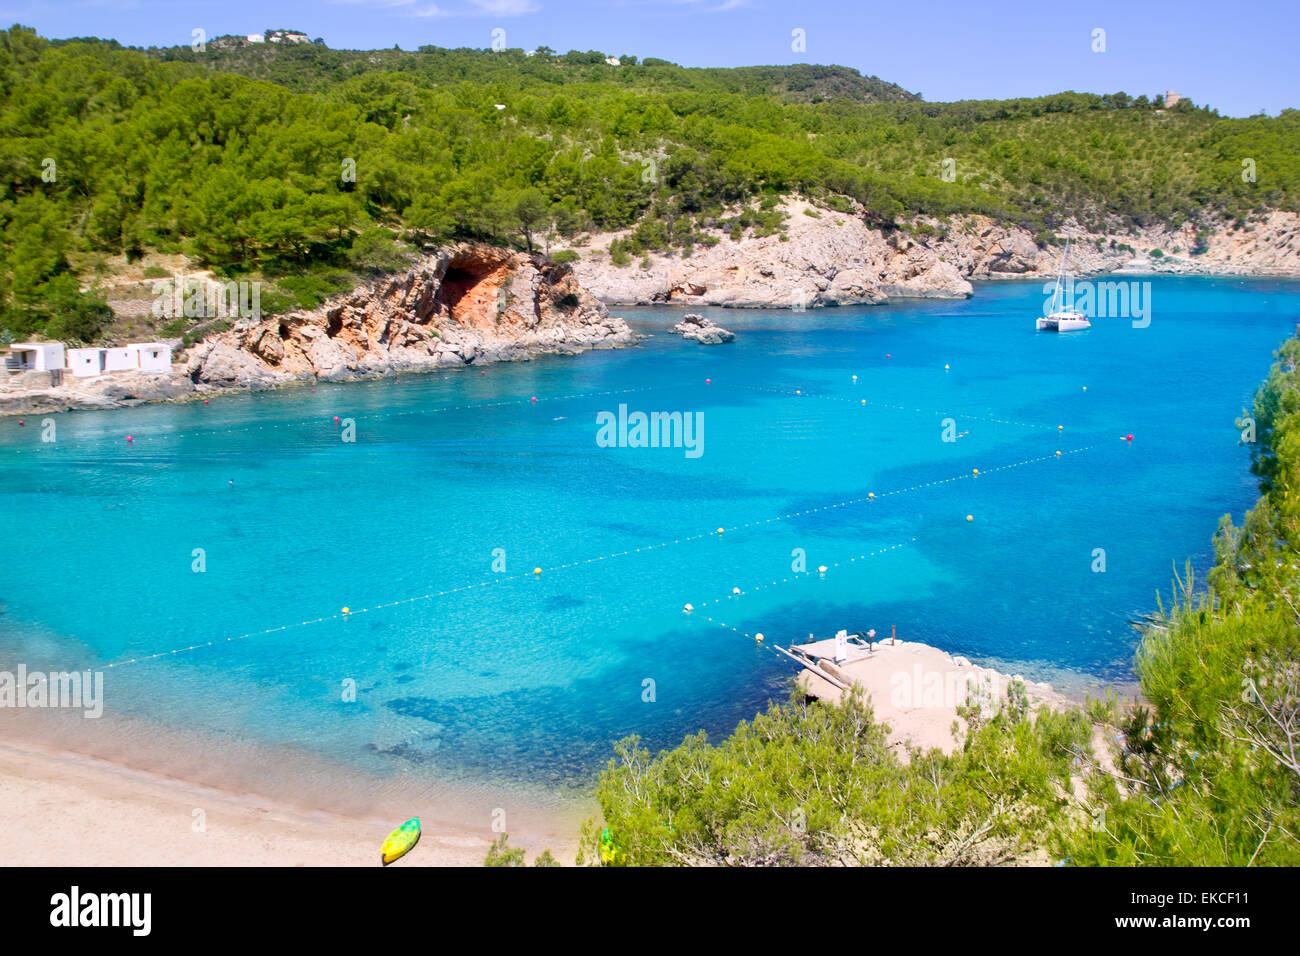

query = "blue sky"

[{"left": 5, "top": 0, "right": 1297, "bottom": 116}]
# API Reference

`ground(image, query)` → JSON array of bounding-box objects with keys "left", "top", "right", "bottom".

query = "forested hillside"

[
  {"left": 148, "top": 39, "right": 921, "bottom": 105},
  {"left": 2, "top": 24, "right": 1298, "bottom": 343}
]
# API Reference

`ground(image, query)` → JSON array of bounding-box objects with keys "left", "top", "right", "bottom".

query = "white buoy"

[
  {"left": 732, "top": 587, "right": 741, "bottom": 595},
  {"left": 683, "top": 603, "right": 694, "bottom": 613},
  {"left": 944, "top": 364, "right": 950, "bottom": 371},
  {"left": 817, "top": 565, "right": 828, "bottom": 574}
]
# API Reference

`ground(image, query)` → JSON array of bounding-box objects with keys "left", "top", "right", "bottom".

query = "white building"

[
  {"left": 104, "top": 347, "right": 137, "bottom": 372},
  {"left": 247, "top": 34, "right": 265, "bottom": 44},
  {"left": 128, "top": 343, "right": 172, "bottom": 372},
  {"left": 67, "top": 347, "right": 105, "bottom": 377},
  {"left": 65, "top": 343, "right": 173, "bottom": 378},
  {"left": 3, "top": 342, "right": 65, "bottom": 372}
]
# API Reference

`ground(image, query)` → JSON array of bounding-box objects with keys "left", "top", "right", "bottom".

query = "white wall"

[
  {"left": 33, "top": 344, "right": 64, "bottom": 370},
  {"left": 67, "top": 348, "right": 105, "bottom": 378},
  {"left": 129, "top": 344, "right": 172, "bottom": 372},
  {"left": 103, "top": 347, "right": 136, "bottom": 372}
]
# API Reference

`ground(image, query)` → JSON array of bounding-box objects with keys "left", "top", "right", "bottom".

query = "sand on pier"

[{"left": 794, "top": 638, "right": 1069, "bottom": 755}]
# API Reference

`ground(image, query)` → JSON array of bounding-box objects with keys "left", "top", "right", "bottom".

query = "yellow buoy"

[
  {"left": 972, "top": 468, "right": 979, "bottom": 476},
  {"left": 795, "top": 390, "right": 802, "bottom": 395},
  {"left": 1058, "top": 425, "right": 1064, "bottom": 431},
  {"left": 341, "top": 606, "right": 351, "bottom": 615},
  {"left": 1055, "top": 450, "right": 1061, "bottom": 457},
  {"left": 860, "top": 399, "right": 866, "bottom": 405},
  {"left": 755, "top": 632, "right": 764, "bottom": 643},
  {"left": 533, "top": 567, "right": 542, "bottom": 575},
  {"left": 966, "top": 515, "right": 974, "bottom": 522},
  {"left": 716, "top": 527, "right": 725, "bottom": 534},
  {"left": 868, "top": 492, "right": 875, "bottom": 499}
]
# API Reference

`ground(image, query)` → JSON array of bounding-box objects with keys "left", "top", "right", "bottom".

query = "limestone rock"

[
  {"left": 188, "top": 243, "right": 636, "bottom": 391},
  {"left": 671, "top": 313, "right": 735, "bottom": 345}
]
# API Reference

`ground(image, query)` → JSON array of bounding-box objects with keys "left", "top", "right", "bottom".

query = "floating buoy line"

[
  {"left": 687, "top": 540, "right": 914, "bottom": 642},
  {"left": 94, "top": 441, "right": 1103, "bottom": 672},
  {"left": 727, "top": 382, "right": 1064, "bottom": 432},
  {"left": 27, "top": 383, "right": 681, "bottom": 448}
]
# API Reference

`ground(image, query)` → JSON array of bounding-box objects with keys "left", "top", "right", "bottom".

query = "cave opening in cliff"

[{"left": 437, "top": 260, "right": 497, "bottom": 324}]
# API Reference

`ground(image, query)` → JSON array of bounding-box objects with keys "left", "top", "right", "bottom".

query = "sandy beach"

[
  {"left": 0, "top": 734, "right": 585, "bottom": 867},
  {"left": 0, "top": 636, "right": 1128, "bottom": 867}
]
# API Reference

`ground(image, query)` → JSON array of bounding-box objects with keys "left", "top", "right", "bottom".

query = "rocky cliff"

[
  {"left": 571, "top": 198, "right": 1300, "bottom": 308},
  {"left": 0, "top": 244, "right": 635, "bottom": 414},
  {"left": 188, "top": 243, "right": 636, "bottom": 390},
  {"left": 573, "top": 197, "right": 972, "bottom": 308}
]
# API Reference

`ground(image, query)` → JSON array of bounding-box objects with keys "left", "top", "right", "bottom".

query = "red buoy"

[
  {"left": 531, "top": 396, "right": 537, "bottom": 403},
  {"left": 1126, "top": 434, "right": 1134, "bottom": 441},
  {"left": 203, "top": 399, "right": 208, "bottom": 405},
  {"left": 333, "top": 416, "right": 340, "bottom": 424},
  {"left": 886, "top": 353, "right": 892, "bottom": 359},
  {"left": 126, "top": 435, "right": 133, "bottom": 442}
]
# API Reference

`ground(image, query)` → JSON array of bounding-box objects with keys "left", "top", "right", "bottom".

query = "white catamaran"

[{"left": 1036, "top": 238, "right": 1091, "bottom": 332}]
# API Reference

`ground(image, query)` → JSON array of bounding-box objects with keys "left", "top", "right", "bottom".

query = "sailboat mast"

[{"left": 1050, "top": 238, "right": 1071, "bottom": 315}]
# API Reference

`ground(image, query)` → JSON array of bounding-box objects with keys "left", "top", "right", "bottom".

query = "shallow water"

[{"left": 1, "top": 277, "right": 1296, "bottom": 803}]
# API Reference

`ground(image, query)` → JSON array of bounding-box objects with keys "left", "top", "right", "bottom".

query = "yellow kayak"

[{"left": 380, "top": 818, "right": 421, "bottom": 866}]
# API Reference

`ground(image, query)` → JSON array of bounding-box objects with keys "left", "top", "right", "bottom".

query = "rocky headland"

[
  {"left": 1, "top": 244, "right": 635, "bottom": 414},
  {"left": 571, "top": 197, "right": 1300, "bottom": 308}
]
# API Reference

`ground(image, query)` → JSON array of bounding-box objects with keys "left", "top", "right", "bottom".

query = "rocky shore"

[
  {"left": 5, "top": 205, "right": 1298, "bottom": 416},
  {"left": 0, "top": 243, "right": 636, "bottom": 415},
  {"left": 571, "top": 197, "right": 1300, "bottom": 308}
]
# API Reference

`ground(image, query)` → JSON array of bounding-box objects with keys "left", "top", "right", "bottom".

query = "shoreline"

[
  {"left": 0, "top": 639, "right": 1135, "bottom": 866},
  {"left": 0, "top": 338, "right": 645, "bottom": 418},
  {"left": 589, "top": 266, "right": 1300, "bottom": 308},
  {"left": 0, "top": 714, "right": 590, "bottom": 867},
  {"left": 6, "top": 271, "right": 1299, "bottom": 418},
  {"left": 0, "top": 737, "right": 508, "bottom": 866}
]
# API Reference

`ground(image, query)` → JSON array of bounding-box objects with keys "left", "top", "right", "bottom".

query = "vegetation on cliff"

[
  {"left": 583, "top": 338, "right": 1300, "bottom": 866},
  {"left": 2, "top": 25, "right": 1298, "bottom": 344}
]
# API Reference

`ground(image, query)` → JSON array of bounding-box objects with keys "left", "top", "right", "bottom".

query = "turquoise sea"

[{"left": 1, "top": 277, "right": 1297, "bottom": 810}]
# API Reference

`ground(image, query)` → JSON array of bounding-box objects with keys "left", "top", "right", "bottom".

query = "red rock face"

[{"left": 188, "top": 243, "right": 635, "bottom": 389}]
